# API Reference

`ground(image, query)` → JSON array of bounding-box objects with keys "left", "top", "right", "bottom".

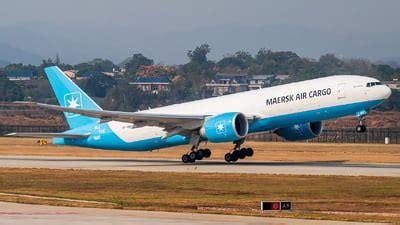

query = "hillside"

[
  {"left": 0, "top": 60, "right": 10, "bottom": 68},
  {"left": 0, "top": 44, "right": 43, "bottom": 65}
]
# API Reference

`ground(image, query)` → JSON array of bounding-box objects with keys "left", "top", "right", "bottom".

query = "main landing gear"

[
  {"left": 224, "top": 139, "right": 254, "bottom": 163},
  {"left": 182, "top": 135, "right": 211, "bottom": 163},
  {"left": 182, "top": 147, "right": 211, "bottom": 163},
  {"left": 355, "top": 110, "right": 367, "bottom": 133}
]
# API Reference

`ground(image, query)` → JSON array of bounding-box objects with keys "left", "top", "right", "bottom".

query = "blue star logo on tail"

[{"left": 64, "top": 92, "right": 83, "bottom": 118}]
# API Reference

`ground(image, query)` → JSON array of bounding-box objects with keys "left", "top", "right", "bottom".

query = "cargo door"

[{"left": 337, "top": 83, "right": 346, "bottom": 99}]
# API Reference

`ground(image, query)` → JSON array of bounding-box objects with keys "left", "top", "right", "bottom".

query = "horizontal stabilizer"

[{"left": 5, "top": 132, "right": 90, "bottom": 139}]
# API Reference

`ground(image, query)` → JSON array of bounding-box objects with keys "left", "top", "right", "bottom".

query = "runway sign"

[{"left": 261, "top": 201, "right": 291, "bottom": 211}]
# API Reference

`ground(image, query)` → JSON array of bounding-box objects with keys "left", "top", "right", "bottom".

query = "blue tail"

[{"left": 44, "top": 66, "right": 102, "bottom": 129}]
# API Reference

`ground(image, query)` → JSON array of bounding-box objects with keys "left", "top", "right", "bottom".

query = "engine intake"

[
  {"left": 200, "top": 112, "right": 248, "bottom": 143},
  {"left": 275, "top": 121, "right": 323, "bottom": 141}
]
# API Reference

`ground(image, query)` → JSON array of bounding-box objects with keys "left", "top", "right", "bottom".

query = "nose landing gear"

[
  {"left": 356, "top": 123, "right": 367, "bottom": 133},
  {"left": 356, "top": 110, "right": 368, "bottom": 133},
  {"left": 224, "top": 139, "right": 254, "bottom": 162}
]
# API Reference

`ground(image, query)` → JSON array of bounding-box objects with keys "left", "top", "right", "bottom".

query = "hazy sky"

[{"left": 0, "top": 0, "right": 399, "bottom": 64}]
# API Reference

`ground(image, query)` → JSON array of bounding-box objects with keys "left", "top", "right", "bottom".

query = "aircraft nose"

[{"left": 382, "top": 85, "right": 392, "bottom": 99}]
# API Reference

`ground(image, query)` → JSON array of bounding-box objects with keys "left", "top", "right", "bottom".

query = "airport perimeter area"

[{"left": 0, "top": 138, "right": 399, "bottom": 224}]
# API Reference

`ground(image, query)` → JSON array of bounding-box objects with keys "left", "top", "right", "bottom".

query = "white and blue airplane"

[{"left": 7, "top": 66, "right": 392, "bottom": 163}]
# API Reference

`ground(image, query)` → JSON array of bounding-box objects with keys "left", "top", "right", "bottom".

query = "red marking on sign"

[{"left": 272, "top": 202, "right": 280, "bottom": 210}]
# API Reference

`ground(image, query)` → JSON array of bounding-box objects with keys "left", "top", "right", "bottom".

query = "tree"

[
  {"left": 180, "top": 44, "right": 215, "bottom": 99},
  {"left": 75, "top": 58, "right": 115, "bottom": 73},
  {"left": 0, "top": 71, "right": 24, "bottom": 101},
  {"left": 257, "top": 50, "right": 301, "bottom": 75},
  {"left": 4, "top": 63, "right": 37, "bottom": 73},
  {"left": 317, "top": 54, "right": 345, "bottom": 76},
  {"left": 371, "top": 64, "right": 396, "bottom": 81},
  {"left": 102, "top": 82, "right": 174, "bottom": 111},
  {"left": 84, "top": 74, "right": 116, "bottom": 98},
  {"left": 343, "top": 58, "right": 372, "bottom": 76},
  {"left": 36, "top": 58, "right": 56, "bottom": 78},
  {"left": 187, "top": 44, "right": 210, "bottom": 64},
  {"left": 55, "top": 53, "right": 61, "bottom": 65},
  {"left": 217, "top": 51, "right": 254, "bottom": 70},
  {"left": 255, "top": 48, "right": 270, "bottom": 64},
  {"left": 90, "top": 58, "right": 114, "bottom": 72},
  {"left": 125, "top": 54, "right": 154, "bottom": 74}
]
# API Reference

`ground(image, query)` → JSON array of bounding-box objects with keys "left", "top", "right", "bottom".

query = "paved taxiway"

[
  {"left": 0, "top": 202, "right": 387, "bottom": 225},
  {"left": 0, "top": 156, "right": 399, "bottom": 176}
]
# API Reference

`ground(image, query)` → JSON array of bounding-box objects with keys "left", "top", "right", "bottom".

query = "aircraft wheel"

[
  {"left": 189, "top": 152, "right": 197, "bottom": 161},
  {"left": 245, "top": 148, "right": 254, "bottom": 157},
  {"left": 356, "top": 125, "right": 367, "bottom": 133},
  {"left": 224, "top": 153, "right": 232, "bottom": 162},
  {"left": 230, "top": 152, "right": 239, "bottom": 162},
  {"left": 203, "top": 148, "right": 211, "bottom": 158},
  {"left": 196, "top": 150, "right": 204, "bottom": 160},
  {"left": 182, "top": 154, "right": 191, "bottom": 163},
  {"left": 238, "top": 149, "right": 246, "bottom": 159}
]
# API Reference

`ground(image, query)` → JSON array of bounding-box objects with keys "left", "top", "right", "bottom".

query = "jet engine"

[
  {"left": 275, "top": 121, "right": 323, "bottom": 141},
  {"left": 200, "top": 112, "right": 248, "bottom": 142}
]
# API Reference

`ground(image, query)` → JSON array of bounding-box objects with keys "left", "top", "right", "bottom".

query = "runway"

[
  {"left": 0, "top": 202, "right": 386, "bottom": 225},
  {"left": 0, "top": 156, "right": 399, "bottom": 176}
]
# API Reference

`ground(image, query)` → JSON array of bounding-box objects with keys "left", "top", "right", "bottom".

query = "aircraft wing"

[
  {"left": 14, "top": 102, "right": 262, "bottom": 137},
  {"left": 5, "top": 132, "right": 90, "bottom": 139}
]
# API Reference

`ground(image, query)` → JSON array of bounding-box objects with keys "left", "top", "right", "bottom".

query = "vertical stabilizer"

[{"left": 44, "top": 66, "right": 101, "bottom": 128}]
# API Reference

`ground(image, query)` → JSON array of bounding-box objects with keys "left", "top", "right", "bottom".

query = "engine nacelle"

[
  {"left": 275, "top": 121, "right": 323, "bottom": 141},
  {"left": 200, "top": 112, "right": 249, "bottom": 143}
]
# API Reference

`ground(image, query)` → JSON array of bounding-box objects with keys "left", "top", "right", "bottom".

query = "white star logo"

[
  {"left": 67, "top": 96, "right": 80, "bottom": 108},
  {"left": 63, "top": 92, "right": 82, "bottom": 118},
  {"left": 215, "top": 121, "right": 226, "bottom": 134},
  {"left": 217, "top": 123, "right": 225, "bottom": 132},
  {"left": 293, "top": 124, "right": 302, "bottom": 134}
]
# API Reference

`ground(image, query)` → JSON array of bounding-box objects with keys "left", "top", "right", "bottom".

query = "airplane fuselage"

[{"left": 54, "top": 75, "right": 391, "bottom": 151}]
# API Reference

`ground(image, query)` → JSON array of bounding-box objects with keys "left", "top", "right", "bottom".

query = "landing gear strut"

[{"left": 224, "top": 139, "right": 254, "bottom": 162}]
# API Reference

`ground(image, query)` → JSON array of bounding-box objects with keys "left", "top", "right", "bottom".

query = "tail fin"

[{"left": 44, "top": 66, "right": 102, "bottom": 129}]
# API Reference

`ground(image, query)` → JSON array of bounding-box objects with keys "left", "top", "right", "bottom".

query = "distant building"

[
  {"left": 275, "top": 74, "right": 290, "bottom": 81},
  {"left": 384, "top": 79, "right": 400, "bottom": 90},
  {"left": 102, "top": 72, "right": 115, "bottom": 77},
  {"left": 64, "top": 70, "right": 77, "bottom": 79},
  {"left": 136, "top": 65, "right": 174, "bottom": 77},
  {"left": 247, "top": 75, "right": 274, "bottom": 90},
  {"left": 206, "top": 74, "right": 248, "bottom": 96},
  {"left": 129, "top": 77, "right": 171, "bottom": 94},
  {"left": 76, "top": 71, "right": 104, "bottom": 80},
  {"left": 206, "top": 73, "right": 284, "bottom": 96},
  {"left": 5, "top": 70, "right": 36, "bottom": 81},
  {"left": 113, "top": 67, "right": 126, "bottom": 75}
]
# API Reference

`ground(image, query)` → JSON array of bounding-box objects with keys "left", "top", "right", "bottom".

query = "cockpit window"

[{"left": 366, "top": 82, "right": 383, "bottom": 87}]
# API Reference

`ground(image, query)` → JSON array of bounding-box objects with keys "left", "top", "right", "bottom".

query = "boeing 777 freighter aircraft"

[{"left": 7, "top": 66, "right": 392, "bottom": 163}]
